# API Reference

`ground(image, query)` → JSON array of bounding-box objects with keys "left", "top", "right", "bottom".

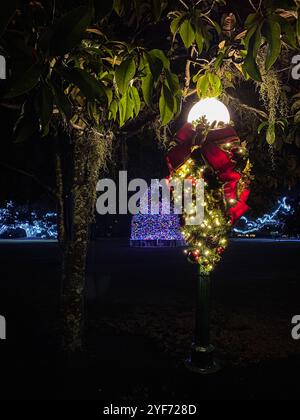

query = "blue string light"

[
  {"left": 233, "top": 197, "right": 292, "bottom": 235},
  {"left": 0, "top": 202, "right": 57, "bottom": 239}
]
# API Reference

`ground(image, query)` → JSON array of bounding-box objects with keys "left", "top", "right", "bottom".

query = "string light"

[
  {"left": 169, "top": 111, "right": 253, "bottom": 274},
  {"left": 130, "top": 187, "right": 184, "bottom": 243},
  {"left": 171, "top": 157, "right": 232, "bottom": 274},
  {"left": 0, "top": 202, "right": 57, "bottom": 239},
  {"left": 234, "top": 197, "right": 292, "bottom": 235}
]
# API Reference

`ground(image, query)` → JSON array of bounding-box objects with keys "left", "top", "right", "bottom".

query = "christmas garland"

[{"left": 166, "top": 121, "right": 252, "bottom": 275}]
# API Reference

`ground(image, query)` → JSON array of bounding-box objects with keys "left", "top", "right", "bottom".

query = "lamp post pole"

[{"left": 186, "top": 266, "right": 219, "bottom": 374}]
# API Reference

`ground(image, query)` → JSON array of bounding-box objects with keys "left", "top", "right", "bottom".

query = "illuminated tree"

[{"left": 130, "top": 187, "right": 184, "bottom": 245}]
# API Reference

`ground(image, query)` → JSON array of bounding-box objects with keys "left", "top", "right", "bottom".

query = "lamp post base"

[{"left": 185, "top": 344, "right": 220, "bottom": 375}]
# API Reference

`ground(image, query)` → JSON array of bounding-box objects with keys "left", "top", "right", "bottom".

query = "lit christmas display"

[
  {"left": 166, "top": 101, "right": 252, "bottom": 275},
  {"left": 233, "top": 197, "right": 292, "bottom": 235},
  {"left": 0, "top": 202, "right": 57, "bottom": 239},
  {"left": 130, "top": 186, "right": 184, "bottom": 245}
]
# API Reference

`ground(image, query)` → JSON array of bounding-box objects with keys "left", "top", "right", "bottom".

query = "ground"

[{"left": 0, "top": 238, "right": 299, "bottom": 400}]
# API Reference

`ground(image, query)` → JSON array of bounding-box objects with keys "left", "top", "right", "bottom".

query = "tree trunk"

[
  {"left": 56, "top": 128, "right": 103, "bottom": 353},
  {"left": 61, "top": 224, "right": 88, "bottom": 352}
]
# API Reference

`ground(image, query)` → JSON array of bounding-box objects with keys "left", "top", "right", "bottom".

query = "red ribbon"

[{"left": 166, "top": 123, "right": 250, "bottom": 225}]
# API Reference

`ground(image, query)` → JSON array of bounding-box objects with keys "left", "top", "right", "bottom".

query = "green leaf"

[
  {"left": 170, "top": 16, "right": 183, "bottom": 35},
  {"left": 108, "top": 99, "right": 118, "bottom": 121},
  {"left": 51, "top": 82, "right": 72, "bottom": 121},
  {"left": 208, "top": 73, "right": 222, "bottom": 97},
  {"left": 277, "top": 120, "right": 286, "bottom": 132},
  {"left": 87, "top": 101, "right": 100, "bottom": 125},
  {"left": 243, "top": 55, "right": 261, "bottom": 82},
  {"left": 148, "top": 49, "right": 170, "bottom": 70},
  {"left": 46, "top": 6, "right": 93, "bottom": 56},
  {"left": 195, "top": 28, "right": 204, "bottom": 55},
  {"left": 173, "top": 94, "right": 182, "bottom": 118},
  {"left": 196, "top": 74, "right": 209, "bottom": 98},
  {"left": 253, "top": 23, "right": 262, "bottom": 58},
  {"left": 263, "top": 18, "right": 281, "bottom": 71},
  {"left": 292, "top": 100, "right": 300, "bottom": 113},
  {"left": 282, "top": 22, "right": 297, "bottom": 49},
  {"left": 152, "top": 0, "right": 167, "bottom": 23},
  {"left": 209, "top": 19, "right": 221, "bottom": 35},
  {"left": 0, "top": 1, "right": 17, "bottom": 38},
  {"left": 201, "top": 25, "right": 212, "bottom": 51},
  {"left": 165, "top": 70, "right": 180, "bottom": 93},
  {"left": 243, "top": 29, "right": 262, "bottom": 82},
  {"left": 141, "top": 71, "right": 154, "bottom": 107},
  {"left": 119, "top": 92, "right": 134, "bottom": 127},
  {"left": 129, "top": 86, "right": 141, "bottom": 117},
  {"left": 104, "top": 87, "right": 113, "bottom": 106},
  {"left": 196, "top": 72, "right": 222, "bottom": 98},
  {"left": 214, "top": 52, "right": 225, "bottom": 70},
  {"left": 144, "top": 52, "right": 163, "bottom": 82},
  {"left": 115, "top": 57, "right": 136, "bottom": 95},
  {"left": 244, "top": 23, "right": 258, "bottom": 50},
  {"left": 274, "top": 15, "right": 297, "bottom": 49},
  {"left": 245, "top": 13, "right": 259, "bottom": 29},
  {"left": 159, "top": 84, "right": 174, "bottom": 126},
  {"left": 39, "top": 83, "right": 53, "bottom": 135},
  {"left": 4, "top": 63, "right": 43, "bottom": 98},
  {"left": 59, "top": 66, "right": 105, "bottom": 101},
  {"left": 242, "top": 22, "right": 262, "bottom": 82},
  {"left": 113, "top": 0, "right": 124, "bottom": 16},
  {"left": 179, "top": 20, "right": 195, "bottom": 49},
  {"left": 258, "top": 121, "right": 268, "bottom": 134}
]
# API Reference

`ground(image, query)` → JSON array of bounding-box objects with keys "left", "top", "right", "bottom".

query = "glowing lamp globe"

[{"left": 187, "top": 98, "right": 230, "bottom": 127}]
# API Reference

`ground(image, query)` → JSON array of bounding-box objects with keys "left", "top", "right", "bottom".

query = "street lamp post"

[
  {"left": 184, "top": 98, "right": 230, "bottom": 374},
  {"left": 167, "top": 98, "right": 250, "bottom": 374},
  {"left": 185, "top": 269, "right": 219, "bottom": 374},
  {"left": 166, "top": 97, "right": 250, "bottom": 374}
]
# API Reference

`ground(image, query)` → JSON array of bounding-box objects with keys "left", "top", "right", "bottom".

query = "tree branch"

[
  {"left": 249, "top": 0, "right": 259, "bottom": 12},
  {"left": 179, "top": 0, "right": 189, "bottom": 10},
  {"left": 183, "top": 46, "right": 196, "bottom": 98},
  {"left": 203, "top": 0, "right": 216, "bottom": 16},
  {"left": 186, "top": 88, "right": 197, "bottom": 98},
  {"left": 0, "top": 102, "right": 21, "bottom": 110},
  {"left": 226, "top": 94, "right": 268, "bottom": 121}
]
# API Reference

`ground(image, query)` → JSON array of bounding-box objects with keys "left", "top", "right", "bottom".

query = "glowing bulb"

[{"left": 187, "top": 98, "right": 230, "bottom": 126}]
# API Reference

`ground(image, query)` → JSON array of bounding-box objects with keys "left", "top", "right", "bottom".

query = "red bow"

[{"left": 166, "top": 123, "right": 250, "bottom": 224}]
